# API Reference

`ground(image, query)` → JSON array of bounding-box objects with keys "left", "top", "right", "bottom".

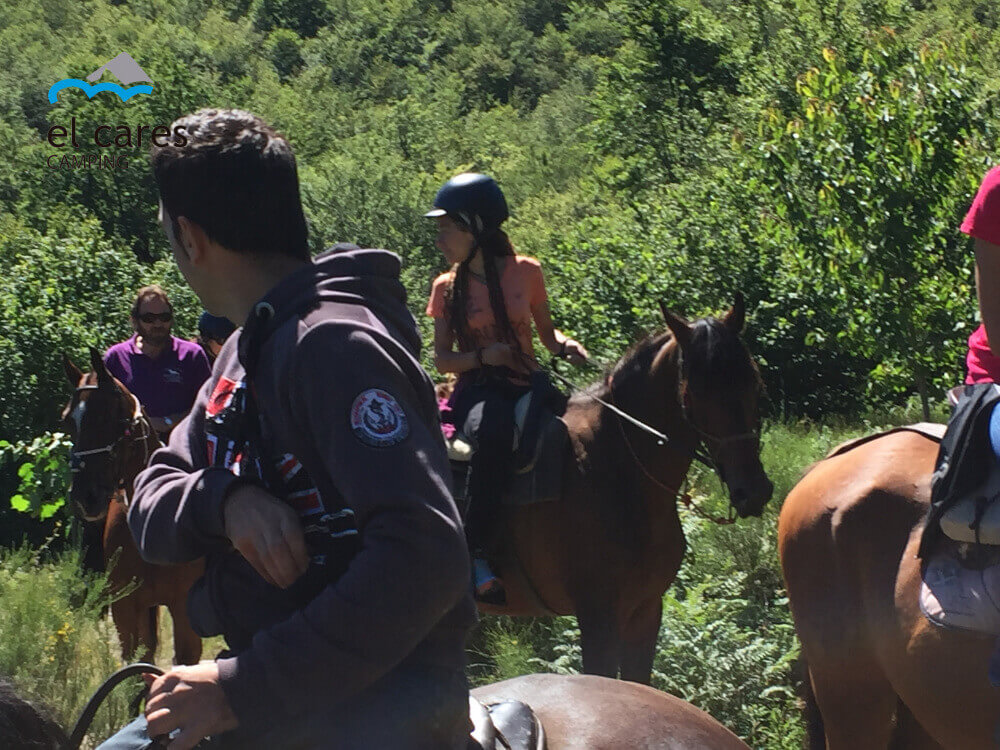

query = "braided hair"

[{"left": 444, "top": 223, "right": 522, "bottom": 360}]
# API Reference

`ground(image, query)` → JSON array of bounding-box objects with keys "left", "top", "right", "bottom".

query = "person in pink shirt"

[
  {"left": 963, "top": 166, "right": 1000, "bottom": 384},
  {"left": 425, "top": 173, "right": 587, "bottom": 603}
]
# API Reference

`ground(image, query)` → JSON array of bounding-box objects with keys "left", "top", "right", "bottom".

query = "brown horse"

[
  {"left": 779, "top": 428, "right": 1000, "bottom": 749},
  {"left": 483, "top": 294, "right": 773, "bottom": 683},
  {"left": 473, "top": 673, "right": 750, "bottom": 749},
  {"left": 61, "top": 348, "right": 203, "bottom": 666}
]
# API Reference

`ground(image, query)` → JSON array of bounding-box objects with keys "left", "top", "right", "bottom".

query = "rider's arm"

[
  {"left": 527, "top": 259, "right": 587, "bottom": 359},
  {"left": 531, "top": 299, "right": 572, "bottom": 354},
  {"left": 128, "top": 348, "right": 248, "bottom": 563},
  {"left": 976, "top": 238, "right": 1000, "bottom": 349},
  {"left": 964, "top": 167, "right": 1000, "bottom": 350},
  {"left": 215, "top": 325, "right": 470, "bottom": 727},
  {"left": 431, "top": 315, "right": 481, "bottom": 373}
]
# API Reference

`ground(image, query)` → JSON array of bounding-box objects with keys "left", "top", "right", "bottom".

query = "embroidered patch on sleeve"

[{"left": 350, "top": 388, "right": 410, "bottom": 447}]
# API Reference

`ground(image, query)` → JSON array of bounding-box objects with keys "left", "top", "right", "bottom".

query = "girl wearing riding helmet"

[{"left": 425, "top": 173, "right": 588, "bottom": 603}]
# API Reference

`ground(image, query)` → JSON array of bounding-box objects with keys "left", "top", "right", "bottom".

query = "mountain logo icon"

[{"left": 48, "top": 53, "right": 154, "bottom": 103}]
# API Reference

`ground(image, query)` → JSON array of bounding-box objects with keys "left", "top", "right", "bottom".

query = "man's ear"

[{"left": 175, "top": 215, "right": 210, "bottom": 266}]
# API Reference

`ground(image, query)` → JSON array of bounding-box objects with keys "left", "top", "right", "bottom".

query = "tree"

[{"left": 754, "top": 32, "right": 994, "bottom": 417}]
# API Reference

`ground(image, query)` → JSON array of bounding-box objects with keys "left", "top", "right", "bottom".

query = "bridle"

[
  {"left": 603, "top": 345, "right": 762, "bottom": 524},
  {"left": 69, "top": 386, "right": 154, "bottom": 496}
]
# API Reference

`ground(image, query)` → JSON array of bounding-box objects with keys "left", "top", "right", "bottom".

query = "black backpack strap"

[{"left": 918, "top": 383, "right": 1000, "bottom": 559}]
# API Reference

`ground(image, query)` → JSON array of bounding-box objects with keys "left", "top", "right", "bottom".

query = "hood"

[{"left": 238, "top": 244, "right": 420, "bottom": 377}]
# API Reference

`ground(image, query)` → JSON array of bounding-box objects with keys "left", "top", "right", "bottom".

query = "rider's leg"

[{"left": 466, "top": 390, "right": 517, "bottom": 536}]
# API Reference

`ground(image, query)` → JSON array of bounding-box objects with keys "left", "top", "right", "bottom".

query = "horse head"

[
  {"left": 61, "top": 348, "right": 152, "bottom": 521},
  {"left": 659, "top": 293, "right": 773, "bottom": 518}
]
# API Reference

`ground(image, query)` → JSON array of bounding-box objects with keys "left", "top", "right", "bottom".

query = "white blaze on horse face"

[{"left": 71, "top": 398, "right": 87, "bottom": 435}]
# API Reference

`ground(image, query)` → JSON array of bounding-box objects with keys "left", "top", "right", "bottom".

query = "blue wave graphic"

[{"left": 47, "top": 79, "right": 153, "bottom": 104}]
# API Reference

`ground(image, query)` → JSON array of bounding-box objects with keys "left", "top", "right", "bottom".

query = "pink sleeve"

[
  {"left": 426, "top": 274, "right": 449, "bottom": 318},
  {"left": 961, "top": 167, "right": 1000, "bottom": 246}
]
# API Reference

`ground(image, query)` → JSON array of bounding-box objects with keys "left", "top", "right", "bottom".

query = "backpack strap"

[{"left": 918, "top": 383, "right": 1000, "bottom": 559}]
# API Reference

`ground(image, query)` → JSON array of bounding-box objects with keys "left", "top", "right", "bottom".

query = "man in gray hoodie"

[{"left": 100, "top": 109, "right": 475, "bottom": 749}]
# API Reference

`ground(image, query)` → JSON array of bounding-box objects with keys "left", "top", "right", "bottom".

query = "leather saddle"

[
  {"left": 446, "top": 390, "right": 543, "bottom": 462},
  {"left": 468, "top": 696, "right": 546, "bottom": 750}
]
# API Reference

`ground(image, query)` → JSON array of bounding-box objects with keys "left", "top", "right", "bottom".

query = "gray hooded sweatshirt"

[{"left": 128, "top": 247, "right": 476, "bottom": 740}]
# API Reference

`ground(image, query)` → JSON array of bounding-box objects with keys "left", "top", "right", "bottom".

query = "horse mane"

[{"left": 582, "top": 315, "right": 760, "bottom": 399}]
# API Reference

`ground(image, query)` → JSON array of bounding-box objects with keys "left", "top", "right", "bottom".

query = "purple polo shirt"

[{"left": 104, "top": 335, "right": 212, "bottom": 418}]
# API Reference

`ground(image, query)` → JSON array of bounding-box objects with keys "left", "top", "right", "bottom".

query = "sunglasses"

[{"left": 139, "top": 312, "right": 173, "bottom": 324}]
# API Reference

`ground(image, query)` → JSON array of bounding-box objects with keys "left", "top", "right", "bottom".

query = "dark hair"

[
  {"left": 130, "top": 284, "right": 172, "bottom": 320},
  {"left": 198, "top": 311, "right": 236, "bottom": 342},
  {"left": 151, "top": 109, "right": 309, "bottom": 261},
  {"left": 444, "top": 222, "right": 520, "bottom": 355}
]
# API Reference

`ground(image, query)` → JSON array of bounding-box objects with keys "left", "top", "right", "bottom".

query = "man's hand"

[
  {"left": 223, "top": 483, "right": 310, "bottom": 588},
  {"left": 145, "top": 662, "right": 239, "bottom": 749}
]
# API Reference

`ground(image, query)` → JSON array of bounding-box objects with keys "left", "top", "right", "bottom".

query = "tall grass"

[{"left": 0, "top": 544, "right": 134, "bottom": 747}]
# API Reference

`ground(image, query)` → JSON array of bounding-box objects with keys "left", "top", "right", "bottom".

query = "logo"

[
  {"left": 350, "top": 389, "right": 409, "bottom": 447},
  {"left": 43, "top": 52, "right": 186, "bottom": 171},
  {"left": 48, "top": 53, "right": 153, "bottom": 103},
  {"left": 206, "top": 377, "right": 238, "bottom": 418}
]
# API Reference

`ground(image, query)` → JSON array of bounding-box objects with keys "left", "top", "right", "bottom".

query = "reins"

[
  {"left": 65, "top": 662, "right": 165, "bottom": 749},
  {"left": 524, "top": 352, "right": 738, "bottom": 525}
]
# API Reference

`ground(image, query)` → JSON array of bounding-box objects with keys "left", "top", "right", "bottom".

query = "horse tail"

[{"left": 796, "top": 657, "right": 825, "bottom": 750}]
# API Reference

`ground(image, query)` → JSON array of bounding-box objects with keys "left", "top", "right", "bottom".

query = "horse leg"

[
  {"left": 806, "top": 658, "right": 897, "bottom": 750},
  {"left": 578, "top": 606, "right": 621, "bottom": 678},
  {"left": 110, "top": 598, "right": 154, "bottom": 664},
  {"left": 167, "top": 598, "right": 203, "bottom": 665},
  {"left": 618, "top": 597, "right": 662, "bottom": 684}
]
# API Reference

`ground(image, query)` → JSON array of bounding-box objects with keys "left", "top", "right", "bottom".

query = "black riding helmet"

[{"left": 424, "top": 173, "right": 509, "bottom": 234}]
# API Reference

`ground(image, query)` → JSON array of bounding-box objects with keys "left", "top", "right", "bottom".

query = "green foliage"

[
  {"left": 0, "top": 212, "right": 197, "bottom": 442},
  {"left": 0, "top": 431, "right": 71, "bottom": 520},
  {"left": 754, "top": 32, "right": 993, "bottom": 414}
]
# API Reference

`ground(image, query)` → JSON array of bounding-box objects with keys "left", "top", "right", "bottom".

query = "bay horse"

[
  {"left": 472, "top": 673, "right": 750, "bottom": 748},
  {"left": 61, "top": 348, "right": 203, "bottom": 666},
  {"left": 779, "top": 428, "right": 1000, "bottom": 748},
  {"left": 482, "top": 294, "right": 773, "bottom": 683},
  {"left": 54, "top": 669, "right": 748, "bottom": 748}
]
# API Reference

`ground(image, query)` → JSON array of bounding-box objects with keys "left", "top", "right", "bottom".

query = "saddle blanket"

[{"left": 920, "top": 545, "right": 1000, "bottom": 635}]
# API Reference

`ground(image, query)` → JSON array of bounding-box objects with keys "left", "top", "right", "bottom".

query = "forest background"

[{"left": 0, "top": 0, "right": 998, "bottom": 746}]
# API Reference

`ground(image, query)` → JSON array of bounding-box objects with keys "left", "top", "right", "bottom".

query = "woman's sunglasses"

[{"left": 139, "top": 312, "right": 173, "bottom": 324}]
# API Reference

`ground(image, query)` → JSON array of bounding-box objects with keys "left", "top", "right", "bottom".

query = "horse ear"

[
  {"left": 658, "top": 300, "right": 692, "bottom": 350},
  {"left": 723, "top": 291, "right": 746, "bottom": 333},
  {"left": 89, "top": 346, "right": 111, "bottom": 384},
  {"left": 62, "top": 353, "right": 83, "bottom": 388}
]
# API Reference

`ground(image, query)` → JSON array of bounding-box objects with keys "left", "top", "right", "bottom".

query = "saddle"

[
  {"left": 446, "top": 385, "right": 569, "bottom": 507},
  {"left": 917, "top": 383, "right": 1000, "bottom": 635},
  {"left": 468, "top": 696, "right": 546, "bottom": 750}
]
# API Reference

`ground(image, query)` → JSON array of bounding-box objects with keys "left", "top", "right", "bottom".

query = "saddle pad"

[
  {"left": 826, "top": 423, "right": 946, "bottom": 459},
  {"left": 920, "top": 548, "right": 1000, "bottom": 635}
]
